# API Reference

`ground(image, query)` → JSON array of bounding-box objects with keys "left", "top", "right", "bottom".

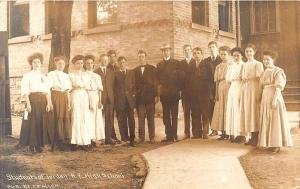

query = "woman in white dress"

[
  {"left": 84, "top": 55, "right": 105, "bottom": 146},
  {"left": 225, "top": 48, "right": 245, "bottom": 143},
  {"left": 69, "top": 55, "right": 92, "bottom": 151},
  {"left": 240, "top": 44, "right": 264, "bottom": 146},
  {"left": 211, "top": 46, "right": 231, "bottom": 140},
  {"left": 258, "top": 50, "right": 293, "bottom": 153},
  {"left": 47, "top": 56, "right": 72, "bottom": 150}
]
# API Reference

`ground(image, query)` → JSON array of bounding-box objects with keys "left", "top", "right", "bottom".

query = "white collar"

[{"left": 164, "top": 57, "right": 171, "bottom": 61}]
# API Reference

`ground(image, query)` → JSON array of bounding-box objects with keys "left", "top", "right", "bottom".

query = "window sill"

[
  {"left": 83, "top": 24, "right": 122, "bottom": 35},
  {"left": 250, "top": 32, "right": 280, "bottom": 36},
  {"left": 8, "top": 35, "right": 32, "bottom": 45},
  {"left": 191, "top": 23, "right": 212, "bottom": 33},
  {"left": 219, "top": 30, "right": 236, "bottom": 39},
  {"left": 40, "top": 33, "right": 52, "bottom": 40}
]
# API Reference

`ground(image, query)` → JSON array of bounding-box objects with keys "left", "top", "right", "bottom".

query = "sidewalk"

[{"left": 143, "top": 139, "right": 253, "bottom": 189}]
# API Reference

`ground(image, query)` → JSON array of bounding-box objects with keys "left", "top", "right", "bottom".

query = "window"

[
  {"left": 192, "top": 1, "right": 209, "bottom": 27},
  {"left": 45, "top": 1, "right": 55, "bottom": 34},
  {"left": 253, "top": 1, "right": 277, "bottom": 33},
  {"left": 88, "top": 0, "right": 117, "bottom": 28},
  {"left": 218, "top": 1, "right": 232, "bottom": 32},
  {"left": 8, "top": 1, "right": 30, "bottom": 38}
]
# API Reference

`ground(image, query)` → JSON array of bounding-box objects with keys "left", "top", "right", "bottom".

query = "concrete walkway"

[{"left": 143, "top": 139, "right": 253, "bottom": 189}]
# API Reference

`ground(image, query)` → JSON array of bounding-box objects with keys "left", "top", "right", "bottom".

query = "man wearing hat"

[{"left": 157, "top": 44, "right": 184, "bottom": 142}]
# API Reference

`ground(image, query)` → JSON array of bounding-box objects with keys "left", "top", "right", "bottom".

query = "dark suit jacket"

[
  {"left": 134, "top": 64, "right": 158, "bottom": 105},
  {"left": 203, "top": 56, "right": 222, "bottom": 97},
  {"left": 157, "top": 58, "right": 184, "bottom": 102},
  {"left": 179, "top": 58, "right": 196, "bottom": 101},
  {"left": 107, "top": 63, "right": 118, "bottom": 71},
  {"left": 187, "top": 60, "right": 214, "bottom": 102},
  {"left": 114, "top": 69, "right": 136, "bottom": 110},
  {"left": 203, "top": 56, "right": 222, "bottom": 74},
  {"left": 94, "top": 67, "right": 115, "bottom": 106}
]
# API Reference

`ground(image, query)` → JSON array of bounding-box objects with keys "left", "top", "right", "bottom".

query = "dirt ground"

[
  {"left": 240, "top": 128, "right": 300, "bottom": 189},
  {"left": 0, "top": 136, "right": 167, "bottom": 189}
]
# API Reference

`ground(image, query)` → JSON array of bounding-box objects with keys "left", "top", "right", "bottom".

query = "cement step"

[{"left": 285, "top": 101, "right": 300, "bottom": 111}]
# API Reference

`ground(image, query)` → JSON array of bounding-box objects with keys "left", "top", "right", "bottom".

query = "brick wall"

[
  {"left": 172, "top": 1, "right": 237, "bottom": 60},
  {"left": 0, "top": 1, "right": 7, "bottom": 32},
  {"left": 3, "top": 1, "right": 238, "bottom": 115}
]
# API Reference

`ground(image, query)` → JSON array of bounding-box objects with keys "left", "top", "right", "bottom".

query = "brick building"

[{"left": 0, "top": 0, "right": 239, "bottom": 115}]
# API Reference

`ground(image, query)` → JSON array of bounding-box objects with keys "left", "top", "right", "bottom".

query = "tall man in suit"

[
  {"left": 180, "top": 44, "right": 195, "bottom": 139},
  {"left": 203, "top": 41, "right": 222, "bottom": 136},
  {"left": 94, "top": 54, "right": 116, "bottom": 145},
  {"left": 157, "top": 44, "right": 184, "bottom": 142},
  {"left": 114, "top": 56, "right": 136, "bottom": 147},
  {"left": 107, "top": 50, "right": 121, "bottom": 143},
  {"left": 189, "top": 47, "right": 214, "bottom": 139},
  {"left": 134, "top": 50, "right": 158, "bottom": 144}
]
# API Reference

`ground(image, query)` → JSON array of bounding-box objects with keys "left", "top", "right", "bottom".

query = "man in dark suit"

[
  {"left": 203, "top": 41, "right": 222, "bottom": 136},
  {"left": 157, "top": 44, "right": 184, "bottom": 142},
  {"left": 94, "top": 54, "right": 116, "bottom": 145},
  {"left": 107, "top": 50, "right": 121, "bottom": 143},
  {"left": 114, "top": 56, "right": 136, "bottom": 147},
  {"left": 188, "top": 47, "right": 214, "bottom": 139},
  {"left": 134, "top": 50, "right": 158, "bottom": 144},
  {"left": 107, "top": 49, "right": 119, "bottom": 71},
  {"left": 180, "top": 44, "right": 195, "bottom": 139}
]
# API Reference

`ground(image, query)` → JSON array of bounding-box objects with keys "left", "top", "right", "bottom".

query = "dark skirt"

[
  {"left": 19, "top": 93, "right": 54, "bottom": 147},
  {"left": 51, "top": 91, "right": 71, "bottom": 143}
]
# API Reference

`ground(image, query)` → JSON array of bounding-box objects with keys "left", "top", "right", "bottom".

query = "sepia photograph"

[{"left": 0, "top": 0, "right": 299, "bottom": 188}]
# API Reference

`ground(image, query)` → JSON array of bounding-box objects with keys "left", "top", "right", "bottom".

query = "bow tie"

[{"left": 140, "top": 65, "right": 146, "bottom": 68}]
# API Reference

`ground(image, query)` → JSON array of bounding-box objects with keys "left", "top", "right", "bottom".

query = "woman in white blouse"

[
  {"left": 19, "top": 52, "right": 53, "bottom": 153},
  {"left": 225, "top": 47, "right": 245, "bottom": 143},
  {"left": 258, "top": 50, "right": 293, "bottom": 153},
  {"left": 84, "top": 55, "right": 105, "bottom": 147},
  {"left": 240, "top": 44, "right": 264, "bottom": 146},
  {"left": 69, "top": 55, "right": 92, "bottom": 151},
  {"left": 47, "top": 56, "right": 72, "bottom": 150}
]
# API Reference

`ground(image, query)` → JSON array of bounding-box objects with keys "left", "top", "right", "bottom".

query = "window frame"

[
  {"left": 218, "top": 1, "right": 233, "bottom": 33},
  {"left": 88, "top": 0, "right": 118, "bottom": 29},
  {"left": 191, "top": 1, "right": 209, "bottom": 27},
  {"left": 250, "top": 1, "right": 280, "bottom": 35},
  {"left": 7, "top": 1, "right": 30, "bottom": 39}
]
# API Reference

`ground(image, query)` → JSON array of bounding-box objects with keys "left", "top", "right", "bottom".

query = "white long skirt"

[
  {"left": 70, "top": 89, "right": 91, "bottom": 145},
  {"left": 240, "top": 79, "right": 260, "bottom": 132},
  {"left": 258, "top": 87, "right": 293, "bottom": 147},
  {"left": 225, "top": 80, "right": 242, "bottom": 137},
  {"left": 88, "top": 91, "right": 105, "bottom": 141}
]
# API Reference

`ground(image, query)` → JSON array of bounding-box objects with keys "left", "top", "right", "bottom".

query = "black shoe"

[
  {"left": 161, "top": 138, "right": 173, "bottom": 143},
  {"left": 70, "top": 144, "right": 77, "bottom": 151},
  {"left": 113, "top": 139, "right": 122, "bottom": 144},
  {"left": 191, "top": 136, "right": 201, "bottom": 139},
  {"left": 35, "top": 147, "right": 43, "bottom": 153},
  {"left": 209, "top": 130, "right": 218, "bottom": 136},
  {"left": 245, "top": 139, "right": 253, "bottom": 146},
  {"left": 217, "top": 134, "right": 229, "bottom": 140},
  {"left": 183, "top": 135, "right": 190, "bottom": 140},
  {"left": 91, "top": 141, "right": 97, "bottom": 147},
  {"left": 129, "top": 140, "right": 135, "bottom": 147},
  {"left": 105, "top": 140, "right": 116, "bottom": 145},
  {"left": 149, "top": 139, "right": 155, "bottom": 144}
]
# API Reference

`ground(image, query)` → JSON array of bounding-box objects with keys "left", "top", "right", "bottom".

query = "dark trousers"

[
  {"left": 103, "top": 102, "right": 114, "bottom": 143},
  {"left": 111, "top": 109, "right": 118, "bottom": 140},
  {"left": 190, "top": 99, "right": 210, "bottom": 138},
  {"left": 137, "top": 103, "right": 155, "bottom": 141},
  {"left": 209, "top": 99, "right": 215, "bottom": 124},
  {"left": 162, "top": 100, "right": 179, "bottom": 140},
  {"left": 116, "top": 100, "right": 135, "bottom": 142},
  {"left": 182, "top": 98, "right": 192, "bottom": 137}
]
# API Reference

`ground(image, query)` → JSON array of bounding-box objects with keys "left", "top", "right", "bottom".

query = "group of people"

[{"left": 17, "top": 41, "right": 293, "bottom": 154}]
